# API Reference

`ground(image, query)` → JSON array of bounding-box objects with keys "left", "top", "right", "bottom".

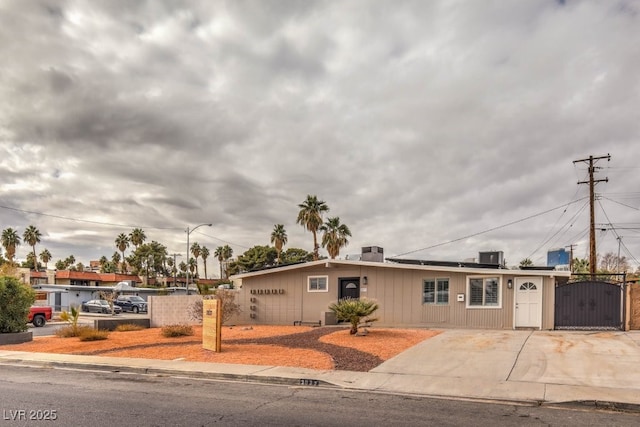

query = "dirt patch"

[{"left": 2, "top": 325, "right": 438, "bottom": 372}]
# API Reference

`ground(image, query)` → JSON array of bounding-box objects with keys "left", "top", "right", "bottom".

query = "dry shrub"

[
  {"left": 78, "top": 328, "right": 109, "bottom": 341},
  {"left": 188, "top": 290, "right": 241, "bottom": 325},
  {"left": 161, "top": 324, "right": 194, "bottom": 338},
  {"left": 55, "top": 325, "right": 93, "bottom": 338},
  {"left": 115, "top": 323, "right": 145, "bottom": 332}
]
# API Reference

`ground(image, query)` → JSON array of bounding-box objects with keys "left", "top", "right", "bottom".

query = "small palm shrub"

[
  {"left": 59, "top": 306, "right": 81, "bottom": 336},
  {"left": 161, "top": 324, "right": 194, "bottom": 338},
  {"left": 328, "top": 297, "right": 379, "bottom": 335},
  {"left": 115, "top": 323, "right": 145, "bottom": 332},
  {"left": 78, "top": 328, "right": 109, "bottom": 341}
]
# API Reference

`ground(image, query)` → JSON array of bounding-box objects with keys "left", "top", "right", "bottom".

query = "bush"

[
  {"left": 56, "top": 325, "right": 93, "bottom": 338},
  {"left": 161, "top": 324, "right": 194, "bottom": 338},
  {"left": 115, "top": 323, "right": 145, "bottom": 332},
  {"left": 328, "top": 297, "right": 379, "bottom": 335},
  {"left": 0, "top": 276, "right": 36, "bottom": 333},
  {"left": 188, "top": 290, "right": 241, "bottom": 325},
  {"left": 78, "top": 328, "right": 109, "bottom": 341}
]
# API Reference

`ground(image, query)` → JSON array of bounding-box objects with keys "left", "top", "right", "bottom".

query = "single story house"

[{"left": 230, "top": 248, "right": 571, "bottom": 330}]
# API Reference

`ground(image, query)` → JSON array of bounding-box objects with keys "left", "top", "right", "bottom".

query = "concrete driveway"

[{"left": 368, "top": 329, "right": 640, "bottom": 404}]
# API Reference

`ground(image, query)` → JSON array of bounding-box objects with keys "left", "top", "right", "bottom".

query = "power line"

[
  {"left": 0, "top": 204, "right": 182, "bottom": 230},
  {"left": 526, "top": 199, "right": 589, "bottom": 260},
  {"left": 394, "top": 198, "right": 588, "bottom": 258}
]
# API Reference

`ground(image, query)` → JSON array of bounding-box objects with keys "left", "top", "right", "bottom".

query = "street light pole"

[{"left": 186, "top": 223, "right": 212, "bottom": 295}]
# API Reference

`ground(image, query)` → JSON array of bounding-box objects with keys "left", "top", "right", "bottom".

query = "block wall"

[{"left": 148, "top": 295, "right": 201, "bottom": 327}]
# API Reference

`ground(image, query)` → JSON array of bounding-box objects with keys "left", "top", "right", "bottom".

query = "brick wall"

[{"left": 148, "top": 295, "right": 201, "bottom": 327}]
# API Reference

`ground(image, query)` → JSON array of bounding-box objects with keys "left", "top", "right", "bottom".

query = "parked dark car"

[
  {"left": 81, "top": 299, "right": 122, "bottom": 314},
  {"left": 114, "top": 295, "right": 148, "bottom": 313}
]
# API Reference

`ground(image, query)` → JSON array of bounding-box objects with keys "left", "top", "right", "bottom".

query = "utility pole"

[
  {"left": 573, "top": 154, "right": 610, "bottom": 276},
  {"left": 565, "top": 244, "right": 576, "bottom": 272}
]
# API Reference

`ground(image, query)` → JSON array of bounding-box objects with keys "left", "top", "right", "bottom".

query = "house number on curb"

[{"left": 299, "top": 379, "right": 320, "bottom": 386}]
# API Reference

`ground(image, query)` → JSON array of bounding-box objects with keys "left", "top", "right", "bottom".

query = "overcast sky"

[{"left": 1, "top": 0, "right": 639, "bottom": 275}]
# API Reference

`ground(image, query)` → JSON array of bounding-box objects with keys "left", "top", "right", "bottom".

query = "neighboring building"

[
  {"left": 547, "top": 248, "right": 570, "bottom": 267},
  {"left": 230, "top": 248, "right": 571, "bottom": 330}
]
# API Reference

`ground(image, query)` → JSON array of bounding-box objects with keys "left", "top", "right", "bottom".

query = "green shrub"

[
  {"left": 55, "top": 325, "right": 93, "bottom": 338},
  {"left": 78, "top": 328, "right": 109, "bottom": 341},
  {"left": 328, "top": 297, "right": 379, "bottom": 335},
  {"left": 0, "top": 276, "right": 35, "bottom": 333},
  {"left": 161, "top": 324, "right": 194, "bottom": 338},
  {"left": 115, "top": 323, "right": 145, "bottom": 332}
]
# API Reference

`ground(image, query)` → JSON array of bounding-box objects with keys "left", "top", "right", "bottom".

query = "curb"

[
  {"left": 0, "top": 358, "right": 339, "bottom": 389},
  {"left": 545, "top": 400, "right": 640, "bottom": 414}
]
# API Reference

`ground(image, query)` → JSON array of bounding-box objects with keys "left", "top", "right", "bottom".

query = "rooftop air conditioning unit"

[
  {"left": 361, "top": 246, "right": 384, "bottom": 262},
  {"left": 478, "top": 251, "right": 504, "bottom": 266}
]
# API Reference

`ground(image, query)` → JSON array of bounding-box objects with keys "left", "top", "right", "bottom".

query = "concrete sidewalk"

[{"left": 1, "top": 329, "right": 639, "bottom": 409}]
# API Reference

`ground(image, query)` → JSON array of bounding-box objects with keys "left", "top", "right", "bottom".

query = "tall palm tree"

[
  {"left": 214, "top": 246, "right": 225, "bottom": 279},
  {"left": 1, "top": 228, "right": 21, "bottom": 265},
  {"left": 215, "top": 245, "right": 234, "bottom": 279},
  {"left": 115, "top": 233, "right": 130, "bottom": 273},
  {"left": 129, "top": 228, "right": 146, "bottom": 249},
  {"left": 222, "top": 245, "right": 233, "bottom": 278},
  {"left": 200, "top": 246, "right": 210, "bottom": 279},
  {"left": 270, "top": 224, "right": 288, "bottom": 264},
  {"left": 39, "top": 248, "right": 52, "bottom": 270},
  {"left": 321, "top": 217, "right": 352, "bottom": 259},
  {"left": 23, "top": 225, "right": 42, "bottom": 270},
  {"left": 190, "top": 242, "right": 201, "bottom": 278},
  {"left": 297, "top": 195, "right": 329, "bottom": 260}
]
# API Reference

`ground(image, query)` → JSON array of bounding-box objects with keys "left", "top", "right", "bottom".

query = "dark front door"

[{"left": 339, "top": 278, "right": 360, "bottom": 300}]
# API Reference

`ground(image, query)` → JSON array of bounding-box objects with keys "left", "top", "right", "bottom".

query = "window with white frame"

[
  {"left": 467, "top": 276, "right": 500, "bottom": 307},
  {"left": 308, "top": 275, "right": 328, "bottom": 292},
  {"left": 423, "top": 278, "right": 449, "bottom": 304}
]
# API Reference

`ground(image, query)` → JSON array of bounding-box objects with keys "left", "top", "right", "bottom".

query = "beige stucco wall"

[
  {"left": 148, "top": 295, "right": 201, "bottom": 327},
  {"left": 233, "top": 263, "right": 560, "bottom": 329}
]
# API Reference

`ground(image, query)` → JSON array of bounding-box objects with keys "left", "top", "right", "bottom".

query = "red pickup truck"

[{"left": 29, "top": 306, "right": 52, "bottom": 327}]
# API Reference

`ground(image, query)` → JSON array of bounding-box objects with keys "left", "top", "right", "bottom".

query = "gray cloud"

[{"left": 1, "top": 0, "right": 639, "bottom": 272}]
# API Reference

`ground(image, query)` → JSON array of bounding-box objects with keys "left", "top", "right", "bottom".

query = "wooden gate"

[
  {"left": 555, "top": 280, "right": 624, "bottom": 330},
  {"left": 630, "top": 283, "right": 640, "bottom": 330}
]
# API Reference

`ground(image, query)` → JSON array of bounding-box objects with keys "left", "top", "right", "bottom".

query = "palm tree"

[
  {"left": 321, "top": 217, "right": 352, "bottom": 259},
  {"left": 39, "top": 248, "right": 52, "bottom": 270},
  {"left": 115, "top": 233, "right": 130, "bottom": 273},
  {"left": 270, "top": 224, "right": 288, "bottom": 264},
  {"left": 519, "top": 258, "right": 534, "bottom": 267},
  {"left": 222, "top": 245, "right": 233, "bottom": 278},
  {"left": 23, "top": 225, "right": 42, "bottom": 270},
  {"left": 129, "top": 228, "right": 146, "bottom": 249},
  {"left": 214, "top": 246, "right": 225, "bottom": 279},
  {"left": 111, "top": 251, "right": 121, "bottom": 267},
  {"left": 201, "top": 246, "right": 210, "bottom": 279},
  {"left": 1, "top": 228, "right": 21, "bottom": 265},
  {"left": 178, "top": 261, "right": 187, "bottom": 276},
  {"left": 297, "top": 195, "right": 329, "bottom": 260},
  {"left": 190, "top": 242, "right": 201, "bottom": 278},
  {"left": 188, "top": 257, "right": 197, "bottom": 276}
]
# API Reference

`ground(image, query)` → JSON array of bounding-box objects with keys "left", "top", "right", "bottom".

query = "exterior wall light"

[{"left": 507, "top": 279, "right": 513, "bottom": 289}]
